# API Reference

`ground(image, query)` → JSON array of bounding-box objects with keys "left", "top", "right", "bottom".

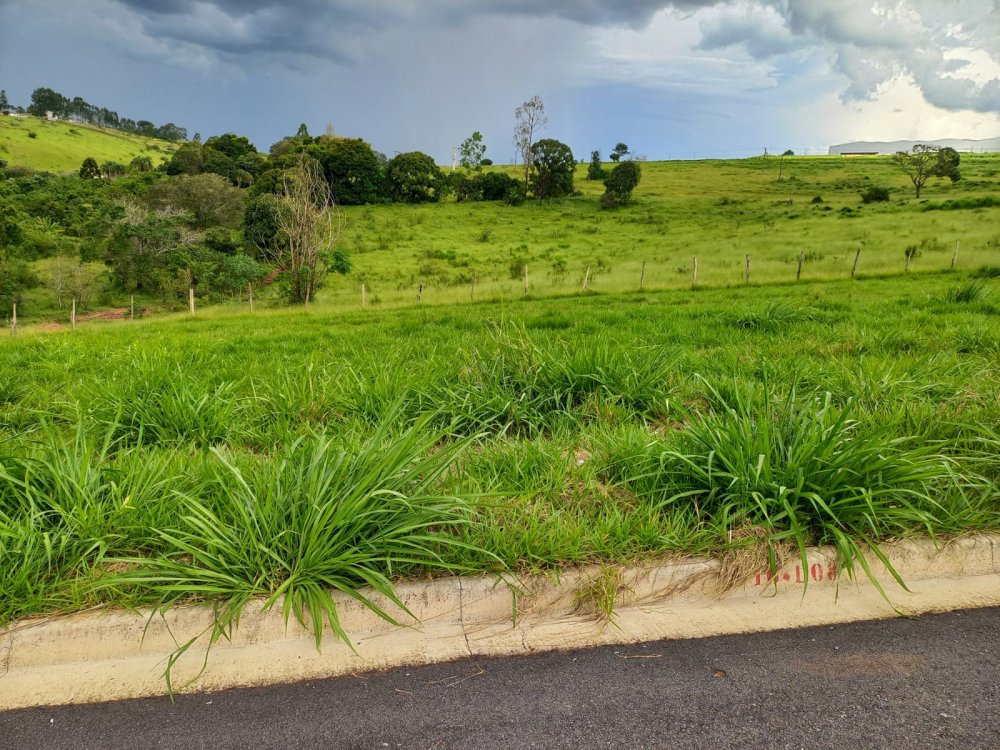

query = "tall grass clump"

[
  {"left": 87, "top": 361, "right": 239, "bottom": 447},
  {"left": 943, "top": 281, "right": 990, "bottom": 304},
  {"left": 0, "top": 425, "right": 178, "bottom": 623},
  {"left": 615, "top": 383, "right": 971, "bottom": 596},
  {"left": 105, "top": 416, "right": 484, "bottom": 657},
  {"left": 435, "top": 325, "right": 675, "bottom": 436}
]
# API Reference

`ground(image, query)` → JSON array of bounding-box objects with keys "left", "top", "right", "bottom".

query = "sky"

[{"left": 1, "top": 0, "right": 999, "bottom": 162}]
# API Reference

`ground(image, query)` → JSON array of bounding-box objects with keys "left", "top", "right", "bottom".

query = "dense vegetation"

[
  {"left": 1, "top": 271, "right": 999, "bottom": 633},
  {"left": 1, "top": 101, "right": 999, "bottom": 662}
]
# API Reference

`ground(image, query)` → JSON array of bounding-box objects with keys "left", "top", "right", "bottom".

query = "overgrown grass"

[{"left": 1, "top": 271, "right": 999, "bottom": 651}]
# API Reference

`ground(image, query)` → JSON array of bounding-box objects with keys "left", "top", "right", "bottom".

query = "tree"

[
  {"left": 600, "top": 160, "right": 641, "bottom": 208},
  {"left": 165, "top": 142, "right": 205, "bottom": 176},
  {"left": 149, "top": 173, "right": 244, "bottom": 228},
  {"left": 310, "top": 137, "right": 386, "bottom": 205},
  {"left": 204, "top": 133, "right": 257, "bottom": 162},
  {"left": 274, "top": 153, "right": 347, "bottom": 305},
  {"left": 891, "top": 144, "right": 961, "bottom": 198},
  {"left": 514, "top": 96, "right": 547, "bottom": 189},
  {"left": 242, "top": 194, "right": 285, "bottom": 260},
  {"left": 79, "top": 157, "right": 101, "bottom": 180},
  {"left": 587, "top": 150, "right": 606, "bottom": 180},
  {"left": 27, "top": 87, "right": 68, "bottom": 117},
  {"left": 458, "top": 131, "right": 487, "bottom": 171},
  {"left": 529, "top": 138, "right": 574, "bottom": 199},
  {"left": 386, "top": 151, "right": 443, "bottom": 203},
  {"left": 0, "top": 90, "right": 9, "bottom": 113},
  {"left": 296, "top": 123, "right": 311, "bottom": 139},
  {"left": 934, "top": 146, "right": 961, "bottom": 183},
  {"left": 610, "top": 142, "right": 629, "bottom": 162}
]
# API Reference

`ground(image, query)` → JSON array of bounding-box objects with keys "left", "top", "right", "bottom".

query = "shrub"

[
  {"left": 860, "top": 186, "right": 890, "bottom": 203},
  {"left": 972, "top": 265, "right": 1000, "bottom": 279},
  {"left": 601, "top": 160, "right": 641, "bottom": 208}
]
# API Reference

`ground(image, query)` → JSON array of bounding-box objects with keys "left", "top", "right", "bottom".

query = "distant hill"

[
  {"left": 0, "top": 114, "right": 178, "bottom": 173},
  {"left": 829, "top": 137, "right": 1000, "bottom": 155}
]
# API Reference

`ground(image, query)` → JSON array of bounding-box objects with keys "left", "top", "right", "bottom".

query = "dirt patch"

[{"left": 787, "top": 651, "right": 930, "bottom": 678}]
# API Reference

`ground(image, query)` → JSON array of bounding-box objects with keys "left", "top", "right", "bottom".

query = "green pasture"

[
  {"left": 0, "top": 115, "right": 175, "bottom": 173},
  {"left": 1, "top": 271, "right": 999, "bottom": 642},
  {"left": 325, "top": 153, "right": 1000, "bottom": 310}
]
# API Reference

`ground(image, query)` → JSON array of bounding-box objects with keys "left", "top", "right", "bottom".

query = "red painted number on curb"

[{"left": 753, "top": 563, "right": 837, "bottom": 587}]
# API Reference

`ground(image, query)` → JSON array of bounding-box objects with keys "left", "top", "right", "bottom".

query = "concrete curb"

[{"left": 2, "top": 534, "right": 998, "bottom": 709}]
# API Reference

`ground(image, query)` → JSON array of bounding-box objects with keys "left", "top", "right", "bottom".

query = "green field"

[
  {"left": 0, "top": 115, "right": 176, "bottom": 173},
  {"left": 2, "top": 270, "right": 999, "bottom": 638},
  {"left": 2, "top": 149, "right": 999, "bottom": 673},
  {"left": 322, "top": 153, "right": 1000, "bottom": 310}
]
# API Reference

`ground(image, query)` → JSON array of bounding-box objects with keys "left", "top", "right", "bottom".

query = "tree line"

[
  {"left": 5, "top": 86, "right": 188, "bottom": 142},
  {"left": 0, "top": 95, "right": 644, "bottom": 314}
]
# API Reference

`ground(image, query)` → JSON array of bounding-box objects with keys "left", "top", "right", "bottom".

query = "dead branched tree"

[{"left": 276, "top": 153, "right": 346, "bottom": 305}]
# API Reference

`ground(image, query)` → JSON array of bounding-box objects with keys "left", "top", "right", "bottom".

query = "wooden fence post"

[
  {"left": 9, "top": 303, "right": 16, "bottom": 335},
  {"left": 951, "top": 240, "right": 960, "bottom": 269},
  {"left": 796, "top": 252, "right": 804, "bottom": 281},
  {"left": 189, "top": 286, "right": 195, "bottom": 316},
  {"left": 71, "top": 297, "right": 77, "bottom": 328},
  {"left": 639, "top": 260, "right": 646, "bottom": 291},
  {"left": 692, "top": 257, "right": 698, "bottom": 287},
  {"left": 417, "top": 282, "right": 423, "bottom": 303},
  {"left": 851, "top": 248, "right": 861, "bottom": 279},
  {"left": 470, "top": 275, "right": 475, "bottom": 302},
  {"left": 744, "top": 254, "right": 751, "bottom": 284},
  {"left": 524, "top": 264, "right": 529, "bottom": 295},
  {"left": 582, "top": 267, "right": 591, "bottom": 291},
  {"left": 130, "top": 294, "right": 135, "bottom": 321},
  {"left": 361, "top": 283, "right": 367, "bottom": 309},
  {"left": 248, "top": 283, "right": 253, "bottom": 313}
]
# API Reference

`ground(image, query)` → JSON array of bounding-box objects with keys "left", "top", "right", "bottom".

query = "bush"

[
  {"left": 530, "top": 139, "right": 575, "bottom": 199},
  {"left": 860, "top": 186, "right": 890, "bottom": 203},
  {"left": 600, "top": 160, "right": 641, "bottom": 208}
]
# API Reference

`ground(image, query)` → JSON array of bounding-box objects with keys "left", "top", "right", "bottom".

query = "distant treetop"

[{"left": 25, "top": 86, "right": 188, "bottom": 142}]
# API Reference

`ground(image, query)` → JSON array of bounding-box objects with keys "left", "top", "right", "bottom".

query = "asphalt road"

[{"left": 4, "top": 608, "right": 999, "bottom": 750}]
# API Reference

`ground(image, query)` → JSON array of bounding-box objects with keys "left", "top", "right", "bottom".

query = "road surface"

[{"left": 3, "top": 607, "right": 999, "bottom": 749}]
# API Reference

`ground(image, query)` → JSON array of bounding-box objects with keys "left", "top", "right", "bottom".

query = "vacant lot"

[{"left": 2, "top": 269, "right": 998, "bottom": 638}]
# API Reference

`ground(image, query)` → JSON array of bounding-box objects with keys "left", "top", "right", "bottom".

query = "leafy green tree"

[
  {"left": 587, "top": 150, "right": 606, "bottom": 180},
  {"left": 79, "top": 157, "right": 101, "bottom": 180},
  {"left": 215, "top": 253, "right": 268, "bottom": 296},
  {"left": 0, "top": 90, "right": 9, "bottom": 113},
  {"left": 105, "top": 208, "right": 183, "bottom": 292},
  {"left": 149, "top": 173, "right": 244, "bottom": 228},
  {"left": 529, "top": 138, "right": 574, "bottom": 199},
  {"left": 296, "top": 123, "right": 311, "bottom": 139},
  {"left": 309, "top": 137, "right": 386, "bottom": 204},
  {"left": 0, "top": 252, "right": 37, "bottom": 310},
  {"left": 27, "top": 87, "right": 68, "bottom": 117},
  {"left": 386, "top": 151, "right": 443, "bottom": 203},
  {"left": 892, "top": 144, "right": 961, "bottom": 198},
  {"left": 165, "top": 142, "right": 205, "bottom": 176},
  {"left": 600, "top": 160, "right": 641, "bottom": 208},
  {"left": 459, "top": 131, "right": 487, "bottom": 171},
  {"left": 934, "top": 146, "right": 961, "bottom": 183},
  {"left": 610, "top": 142, "right": 629, "bottom": 162},
  {"left": 204, "top": 133, "right": 257, "bottom": 162},
  {"left": 242, "top": 194, "right": 286, "bottom": 260}
]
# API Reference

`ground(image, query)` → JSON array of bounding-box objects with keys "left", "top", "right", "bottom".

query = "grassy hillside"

[
  {"left": 0, "top": 114, "right": 177, "bottom": 173},
  {"left": 327, "top": 153, "right": 1000, "bottom": 309}
]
